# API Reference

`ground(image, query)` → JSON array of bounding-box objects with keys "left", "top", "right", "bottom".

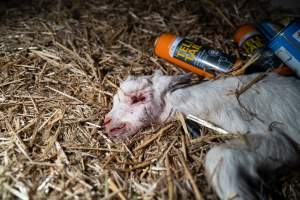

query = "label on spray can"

[
  {"left": 241, "top": 35, "right": 266, "bottom": 55},
  {"left": 169, "top": 38, "right": 236, "bottom": 73},
  {"left": 275, "top": 46, "right": 300, "bottom": 76}
]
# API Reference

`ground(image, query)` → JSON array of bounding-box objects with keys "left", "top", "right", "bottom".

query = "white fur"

[
  {"left": 106, "top": 71, "right": 300, "bottom": 199},
  {"left": 163, "top": 73, "right": 300, "bottom": 142},
  {"left": 205, "top": 130, "right": 300, "bottom": 200}
]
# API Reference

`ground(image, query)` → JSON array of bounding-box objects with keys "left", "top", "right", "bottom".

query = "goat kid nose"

[{"left": 103, "top": 115, "right": 112, "bottom": 126}]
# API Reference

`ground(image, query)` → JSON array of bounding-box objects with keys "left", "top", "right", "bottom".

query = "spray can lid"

[
  {"left": 154, "top": 33, "right": 177, "bottom": 59},
  {"left": 233, "top": 24, "right": 261, "bottom": 46},
  {"left": 256, "top": 20, "right": 284, "bottom": 41}
]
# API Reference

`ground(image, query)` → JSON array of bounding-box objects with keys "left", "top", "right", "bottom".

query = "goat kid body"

[
  {"left": 161, "top": 73, "right": 300, "bottom": 199},
  {"left": 162, "top": 73, "right": 300, "bottom": 143},
  {"left": 105, "top": 71, "right": 300, "bottom": 199}
]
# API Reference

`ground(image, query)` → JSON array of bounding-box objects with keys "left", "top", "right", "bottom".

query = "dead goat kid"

[{"left": 104, "top": 70, "right": 300, "bottom": 199}]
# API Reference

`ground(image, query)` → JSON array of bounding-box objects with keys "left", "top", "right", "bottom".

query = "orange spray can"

[{"left": 154, "top": 33, "right": 242, "bottom": 78}]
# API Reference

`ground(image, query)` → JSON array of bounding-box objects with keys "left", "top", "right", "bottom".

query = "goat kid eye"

[{"left": 131, "top": 95, "right": 146, "bottom": 104}]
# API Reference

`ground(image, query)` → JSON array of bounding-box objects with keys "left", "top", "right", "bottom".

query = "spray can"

[
  {"left": 258, "top": 20, "right": 300, "bottom": 76},
  {"left": 154, "top": 33, "right": 242, "bottom": 78},
  {"left": 233, "top": 24, "right": 292, "bottom": 75},
  {"left": 256, "top": 20, "right": 284, "bottom": 41}
]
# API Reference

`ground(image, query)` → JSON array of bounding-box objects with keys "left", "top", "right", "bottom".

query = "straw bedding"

[{"left": 0, "top": 0, "right": 299, "bottom": 199}]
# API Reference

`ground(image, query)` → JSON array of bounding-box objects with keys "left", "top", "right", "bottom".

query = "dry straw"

[{"left": 0, "top": 0, "right": 299, "bottom": 199}]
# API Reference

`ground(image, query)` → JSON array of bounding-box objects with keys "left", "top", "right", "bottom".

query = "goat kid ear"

[
  {"left": 168, "top": 73, "right": 193, "bottom": 91},
  {"left": 125, "top": 75, "right": 134, "bottom": 81},
  {"left": 153, "top": 69, "right": 163, "bottom": 78},
  {"left": 152, "top": 69, "right": 166, "bottom": 86},
  {"left": 152, "top": 71, "right": 193, "bottom": 94}
]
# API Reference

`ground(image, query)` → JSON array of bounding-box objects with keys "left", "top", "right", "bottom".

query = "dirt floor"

[{"left": 0, "top": 0, "right": 299, "bottom": 199}]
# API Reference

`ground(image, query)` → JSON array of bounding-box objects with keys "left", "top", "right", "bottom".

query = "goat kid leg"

[{"left": 205, "top": 131, "right": 300, "bottom": 200}]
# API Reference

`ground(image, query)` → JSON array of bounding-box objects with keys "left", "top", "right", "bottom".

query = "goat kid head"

[{"left": 104, "top": 70, "right": 191, "bottom": 138}]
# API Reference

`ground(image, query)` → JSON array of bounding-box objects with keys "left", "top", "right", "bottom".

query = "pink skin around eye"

[
  {"left": 131, "top": 95, "right": 146, "bottom": 104},
  {"left": 124, "top": 90, "right": 148, "bottom": 104}
]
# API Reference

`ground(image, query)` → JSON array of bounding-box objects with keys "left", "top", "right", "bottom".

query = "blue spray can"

[{"left": 258, "top": 20, "right": 300, "bottom": 76}]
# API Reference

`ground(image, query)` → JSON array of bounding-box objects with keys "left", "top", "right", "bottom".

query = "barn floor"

[{"left": 0, "top": 0, "right": 299, "bottom": 199}]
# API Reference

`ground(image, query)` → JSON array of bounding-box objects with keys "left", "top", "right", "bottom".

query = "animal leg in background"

[{"left": 205, "top": 130, "right": 300, "bottom": 200}]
